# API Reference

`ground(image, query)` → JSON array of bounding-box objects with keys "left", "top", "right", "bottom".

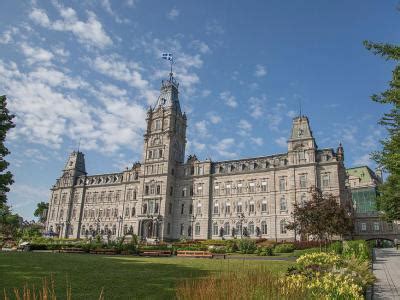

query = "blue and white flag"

[{"left": 162, "top": 53, "right": 173, "bottom": 61}]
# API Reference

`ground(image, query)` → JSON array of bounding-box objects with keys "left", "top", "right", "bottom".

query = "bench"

[
  {"left": 89, "top": 248, "right": 118, "bottom": 255},
  {"left": 58, "top": 248, "right": 86, "bottom": 254},
  {"left": 139, "top": 250, "right": 172, "bottom": 257},
  {"left": 176, "top": 250, "right": 213, "bottom": 258},
  {"left": 212, "top": 253, "right": 226, "bottom": 259}
]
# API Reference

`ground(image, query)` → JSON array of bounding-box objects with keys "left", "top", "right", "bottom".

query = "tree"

[
  {"left": 34, "top": 201, "right": 49, "bottom": 223},
  {"left": 0, "top": 205, "right": 21, "bottom": 238},
  {"left": 286, "top": 188, "right": 353, "bottom": 247},
  {"left": 364, "top": 41, "right": 400, "bottom": 221},
  {"left": 0, "top": 95, "right": 15, "bottom": 208}
]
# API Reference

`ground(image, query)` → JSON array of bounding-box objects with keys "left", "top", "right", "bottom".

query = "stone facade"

[{"left": 45, "top": 75, "right": 351, "bottom": 241}]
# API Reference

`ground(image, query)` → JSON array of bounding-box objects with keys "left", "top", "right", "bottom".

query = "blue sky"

[{"left": 0, "top": 0, "right": 398, "bottom": 219}]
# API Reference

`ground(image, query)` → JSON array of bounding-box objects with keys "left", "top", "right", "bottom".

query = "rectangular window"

[
  {"left": 226, "top": 204, "right": 231, "bottom": 214},
  {"left": 237, "top": 203, "right": 243, "bottom": 213},
  {"left": 167, "top": 223, "right": 171, "bottom": 235},
  {"left": 196, "top": 203, "right": 202, "bottom": 215},
  {"left": 145, "top": 185, "right": 149, "bottom": 195},
  {"left": 180, "top": 224, "right": 184, "bottom": 235},
  {"left": 190, "top": 186, "right": 194, "bottom": 196},
  {"left": 249, "top": 182, "right": 255, "bottom": 193},
  {"left": 156, "top": 185, "right": 161, "bottom": 195},
  {"left": 237, "top": 183, "right": 243, "bottom": 194},
  {"left": 181, "top": 203, "right": 184, "bottom": 214},
  {"left": 226, "top": 184, "right": 231, "bottom": 195},
  {"left": 197, "top": 185, "right": 203, "bottom": 196},
  {"left": 261, "top": 181, "right": 267, "bottom": 192},
  {"left": 279, "top": 177, "right": 286, "bottom": 192},
  {"left": 261, "top": 201, "right": 268, "bottom": 212},
  {"left": 322, "top": 173, "right": 330, "bottom": 188},
  {"left": 182, "top": 188, "right": 187, "bottom": 197},
  {"left": 300, "top": 174, "right": 307, "bottom": 188},
  {"left": 361, "top": 223, "right": 367, "bottom": 232},
  {"left": 249, "top": 202, "right": 255, "bottom": 213},
  {"left": 374, "top": 222, "right": 380, "bottom": 231},
  {"left": 214, "top": 184, "right": 219, "bottom": 196}
]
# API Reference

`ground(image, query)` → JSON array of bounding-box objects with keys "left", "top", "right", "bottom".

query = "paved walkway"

[{"left": 373, "top": 248, "right": 400, "bottom": 299}]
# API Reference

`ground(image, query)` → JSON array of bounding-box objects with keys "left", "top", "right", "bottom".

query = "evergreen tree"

[
  {"left": 0, "top": 95, "right": 15, "bottom": 208},
  {"left": 364, "top": 41, "right": 400, "bottom": 221}
]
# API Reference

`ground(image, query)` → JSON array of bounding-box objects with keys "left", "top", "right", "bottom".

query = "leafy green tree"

[
  {"left": 0, "top": 95, "right": 15, "bottom": 208},
  {"left": 0, "top": 205, "right": 21, "bottom": 238},
  {"left": 34, "top": 201, "right": 49, "bottom": 223},
  {"left": 364, "top": 41, "right": 400, "bottom": 221},
  {"left": 286, "top": 188, "right": 353, "bottom": 247}
]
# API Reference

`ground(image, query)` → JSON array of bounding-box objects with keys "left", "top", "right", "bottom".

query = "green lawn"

[{"left": 0, "top": 252, "right": 293, "bottom": 299}]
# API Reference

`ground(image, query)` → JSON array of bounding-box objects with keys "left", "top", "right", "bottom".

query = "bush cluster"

[{"left": 274, "top": 243, "right": 295, "bottom": 253}]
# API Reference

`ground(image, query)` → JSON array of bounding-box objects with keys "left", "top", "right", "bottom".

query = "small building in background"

[{"left": 347, "top": 166, "right": 399, "bottom": 241}]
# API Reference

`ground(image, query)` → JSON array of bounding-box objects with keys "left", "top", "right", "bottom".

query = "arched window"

[
  {"left": 261, "top": 221, "right": 267, "bottom": 234},
  {"left": 81, "top": 225, "right": 86, "bottom": 236},
  {"left": 248, "top": 222, "right": 255, "bottom": 235},
  {"left": 213, "top": 202, "right": 219, "bottom": 214},
  {"left": 143, "top": 203, "right": 147, "bottom": 214},
  {"left": 213, "top": 222, "right": 219, "bottom": 235},
  {"left": 236, "top": 222, "right": 242, "bottom": 236},
  {"left": 280, "top": 220, "right": 287, "bottom": 234},
  {"left": 280, "top": 196, "right": 287, "bottom": 212},
  {"left": 237, "top": 202, "right": 243, "bottom": 213},
  {"left": 59, "top": 209, "right": 64, "bottom": 220},
  {"left": 131, "top": 207, "right": 136, "bottom": 217},
  {"left": 195, "top": 222, "right": 201, "bottom": 235},
  {"left": 112, "top": 224, "right": 116, "bottom": 235},
  {"left": 104, "top": 225, "right": 109, "bottom": 235},
  {"left": 224, "top": 222, "right": 230, "bottom": 236},
  {"left": 123, "top": 224, "right": 128, "bottom": 235},
  {"left": 249, "top": 201, "right": 255, "bottom": 213},
  {"left": 68, "top": 225, "right": 73, "bottom": 235},
  {"left": 261, "top": 199, "right": 268, "bottom": 212}
]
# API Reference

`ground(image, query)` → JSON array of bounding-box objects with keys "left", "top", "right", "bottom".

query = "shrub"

[
  {"left": 296, "top": 252, "right": 341, "bottom": 271},
  {"left": 342, "top": 256, "right": 375, "bottom": 290},
  {"left": 238, "top": 239, "right": 257, "bottom": 254},
  {"left": 293, "top": 241, "right": 329, "bottom": 250},
  {"left": 327, "top": 241, "right": 343, "bottom": 254},
  {"left": 256, "top": 246, "right": 273, "bottom": 256},
  {"left": 225, "top": 240, "right": 239, "bottom": 253},
  {"left": 343, "top": 240, "right": 371, "bottom": 261},
  {"left": 274, "top": 243, "right": 295, "bottom": 253},
  {"left": 209, "top": 247, "right": 226, "bottom": 254}
]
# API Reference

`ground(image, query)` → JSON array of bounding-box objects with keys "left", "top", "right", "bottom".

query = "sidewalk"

[{"left": 373, "top": 248, "right": 400, "bottom": 299}]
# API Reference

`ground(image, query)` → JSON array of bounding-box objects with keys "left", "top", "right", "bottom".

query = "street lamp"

[{"left": 190, "top": 215, "right": 196, "bottom": 241}]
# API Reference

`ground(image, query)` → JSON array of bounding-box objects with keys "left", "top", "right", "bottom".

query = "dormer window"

[{"left": 155, "top": 119, "right": 162, "bottom": 130}]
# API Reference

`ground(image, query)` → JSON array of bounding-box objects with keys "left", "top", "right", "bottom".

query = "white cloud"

[
  {"left": 9, "top": 184, "right": 50, "bottom": 217},
  {"left": 88, "top": 54, "right": 157, "bottom": 104},
  {"left": 275, "top": 137, "right": 287, "bottom": 148},
  {"left": 220, "top": 91, "right": 238, "bottom": 108},
  {"left": 0, "top": 27, "right": 19, "bottom": 44},
  {"left": 193, "top": 141, "right": 206, "bottom": 152},
  {"left": 254, "top": 64, "right": 267, "bottom": 77},
  {"left": 206, "top": 20, "right": 224, "bottom": 35},
  {"left": 248, "top": 95, "right": 266, "bottom": 119},
  {"left": 212, "top": 138, "right": 237, "bottom": 158},
  {"left": 237, "top": 119, "right": 252, "bottom": 136},
  {"left": 167, "top": 8, "right": 180, "bottom": 20},
  {"left": 191, "top": 40, "right": 211, "bottom": 54},
  {"left": 0, "top": 59, "right": 147, "bottom": 155},
  {"left": 207, "top": 111, "right": 221, "bottom": 124},
  {"left": 251, "top": 137, "right": 263, "bottom": 146},
  {"left": 29, "top": 8, "right": 51, "bottom": 27},
  {"left": 101, "top": 0, "right": 129, "bottom": 24},
  {"left": 20, "top": 43, "right": 54, "bottom": 65},
  {"left": 353, "top": 154, "right": 372, "bottom": 167},
  {"left": 287, "top": 110, "right": 297, "bottom": 118},
  {"left": 29, "top": 5, "right": 112, "bottom": 48},
  {"left": 195, "top": 120, "right": 209, "bottom": 137}
]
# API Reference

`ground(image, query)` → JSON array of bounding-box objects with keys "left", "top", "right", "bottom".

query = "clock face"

[{"left": 298, "top": 128, "right": 304, "bottom": 137}]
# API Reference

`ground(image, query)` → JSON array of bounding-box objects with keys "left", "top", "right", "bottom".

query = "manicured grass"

[{"left": 0, "top": 252, "right": 293, "bottom": 299}]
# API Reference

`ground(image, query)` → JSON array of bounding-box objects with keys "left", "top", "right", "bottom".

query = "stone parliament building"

[{"left": 45, "top": 74, "right": 351, "bottom": 241}]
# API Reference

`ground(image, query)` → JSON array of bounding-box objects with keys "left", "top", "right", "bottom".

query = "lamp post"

[
  {"left": 237, "top": 212, "right": 246, "bottom": 239},
  {"left": 190, "top": 215, "right": 196, "bottom": 241}
]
